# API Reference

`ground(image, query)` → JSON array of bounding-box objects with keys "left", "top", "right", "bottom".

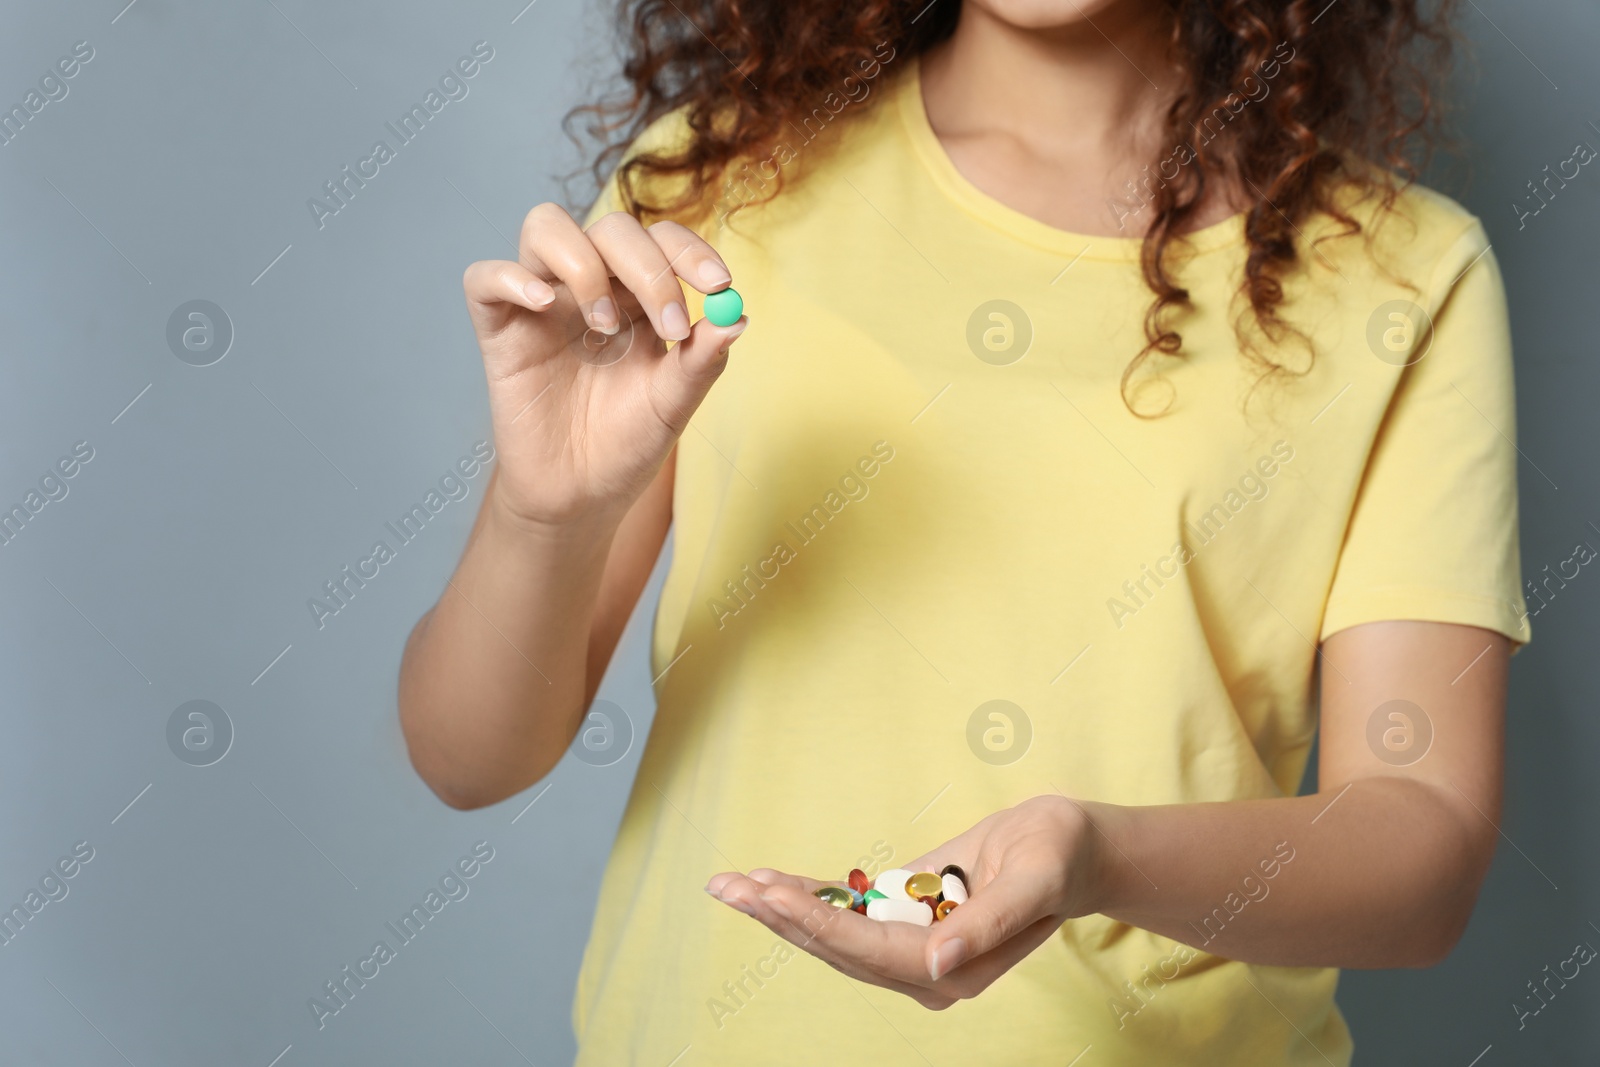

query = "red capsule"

[
  {"left": 917, "top": 895, "right": 939, "bottom": 910},
  {"left": 848, "top": 868, "right": 869, "bottom": 894},
  {"left": 853, "top": 903, "right": 867, "bottom": 915}
]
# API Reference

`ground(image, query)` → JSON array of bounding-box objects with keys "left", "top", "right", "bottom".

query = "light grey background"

[{"left": 0, "top": 1, "right": 1593, "bottom": 1064}]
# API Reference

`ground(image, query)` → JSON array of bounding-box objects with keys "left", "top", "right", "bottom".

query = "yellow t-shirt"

[{"left": 571, "top": 57, "right": 1527, "bottom": 1066}]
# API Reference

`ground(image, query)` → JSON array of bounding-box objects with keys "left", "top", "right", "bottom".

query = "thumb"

[
  {"left": 924, "top": 868, "right": 1051, "bottom": 981},
  {"left": 645, "top": 313, "right": 748, "bottom": 435}
]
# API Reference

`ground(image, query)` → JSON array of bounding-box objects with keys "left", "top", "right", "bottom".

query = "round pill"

[
  {"left": 940, "top": 873, "right": 969, "bottom": 904},
  {"left": 703, "top": 287, "right": 743, "bottom": 327},
  {"left": 905, "top": 872, "right": 943, "bottom": 900},
  {"left": 813, "top": 886, "right": 853, "bottom": 910},
  {"left": 866, "top": 898, "right": 934, "bottom": 927},
  {"left": 862, "top": 889, "right": 887, "bottom": 903},
  {"left": 935, "top": 900, "right": 958, "bottom": 921},
  {"left": 848, "top": 868, "right": 869, "bottom": 894}
]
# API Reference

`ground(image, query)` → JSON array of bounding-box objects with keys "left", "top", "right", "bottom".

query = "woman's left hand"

[{"left": 705, "top": 794, "right": 1103, "bottom": 1009}]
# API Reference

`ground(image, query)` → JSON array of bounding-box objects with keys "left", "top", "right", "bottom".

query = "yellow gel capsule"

[
  {"left": 905, "top": 872, "right": 943, "bottom": 900},
  {"left": 813, "top": 886, "right": 853, "bottom": 910}
]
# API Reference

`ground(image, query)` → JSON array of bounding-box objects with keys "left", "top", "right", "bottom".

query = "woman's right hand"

[{"left": 462, "top": 203, "right": 747, "bottom": 531}]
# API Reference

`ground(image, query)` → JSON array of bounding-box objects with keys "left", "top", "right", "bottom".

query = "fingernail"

[
  {"left": 930, "top": 937, "right": 966, "bottom": 981},
  {"left": 717, "top": 317, "right": 748, "bottom": 355},
  {"left": 699, "top": 261, "right": 732, "bottom": 289},
  {"left": 525, "top": 281, "right": 554, "bottom": 308},
  {"left": 587, "top": 297, "right": 618, "bottom": 334},
  {"left": 759, "top": 891, "right": 792, "bottom": 921},
  {"left": 661, "top": 302, "right": 690, "bottom": 341}
]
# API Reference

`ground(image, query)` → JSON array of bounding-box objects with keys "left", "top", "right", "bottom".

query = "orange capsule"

[
  {"left": 848, "top": 868, "right": 869, "bottom": 894},
  {"left": 936, "top": 900, "right": 958, "bottom": 921}
]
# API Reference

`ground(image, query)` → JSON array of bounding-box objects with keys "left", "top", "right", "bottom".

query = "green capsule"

[
  {"left": 862, "top": 889, "right": 887, "bottom": 903},
  {"left": 703, "top": 287, "right": 743, "bottom": 327},
  {"left": 813, "top": 885, "right": 853, "bottom": 910}
]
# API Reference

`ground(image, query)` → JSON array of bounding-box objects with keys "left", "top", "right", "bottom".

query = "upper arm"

[
  {"left": 1310, "top": 222, "right": 1525, "bottom": 864},
  {"left": 583, "top": 445, "right": 675, "bottom": 706},
  {"left": 1317, "top": 620, "right": 1508, "bottom": 865}
]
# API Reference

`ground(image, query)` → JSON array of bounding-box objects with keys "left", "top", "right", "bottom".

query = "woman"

[{"left": 399, "top": 0, "right": 1528, "bottom": 1062}]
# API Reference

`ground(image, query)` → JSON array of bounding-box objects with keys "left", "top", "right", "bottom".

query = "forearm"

[
  {"left": 398, "top": 475, "right": 622, "bottom": 808},
  {"left": 1078, "top": 777, "right": 1494, "bottom": 969}
]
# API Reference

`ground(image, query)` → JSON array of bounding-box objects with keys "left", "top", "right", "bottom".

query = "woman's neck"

[{"left": 919, "top": 2, "right": 1239, "bottom": 238}]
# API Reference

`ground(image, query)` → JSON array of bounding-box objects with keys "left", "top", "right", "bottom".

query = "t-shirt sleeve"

[{"left": 1319, "top": 220, "right": 1531, "bottom": 648}]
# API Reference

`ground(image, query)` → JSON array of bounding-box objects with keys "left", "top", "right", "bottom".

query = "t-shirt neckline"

[{"left": 893, "top": 53, "right": 1248, "bottom": 263}]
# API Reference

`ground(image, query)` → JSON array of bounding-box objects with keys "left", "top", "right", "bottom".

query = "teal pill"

[
  {"left": 703, "top": 287, "right": 743, "bottom": 327},
  {"left": 848, "top": 888, "right": 864, "bottom": 907}
]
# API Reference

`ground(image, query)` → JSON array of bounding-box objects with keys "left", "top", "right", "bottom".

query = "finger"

[
  {"left": 586, "top": 212, "right": 695, "bottom": 343},
  {"left": 925, "top": 866, "right": 1057, "bottom": 981},
  {"left": 752, "top": 877, "right": 934, "bottom": 985},
  {"left": 519, "top": 202, "right": 621, "bottom": 335},
  {"left": 705, "top": 871, "right": 742, "bottom": 898},
  {"left": 713, "top": 875, "right": 955, "bottom": 1009},
  {"left": 902, "top": 809, "right": 1006, "bottom": 878},
  {"left": 933, "top": 914, "right": 1062, "bottom": 1000},
  {"left": 744, "top": 868, "right": 835, "bottom": 894},
  {"left": 644, "top": 220, "right": 733, "bottom": 294},
  {"left": 642, "top": 313, "right": 748, "bottom": 436},
  {"left": 462, "top": 259, "right": 557, "bottom": 336}
]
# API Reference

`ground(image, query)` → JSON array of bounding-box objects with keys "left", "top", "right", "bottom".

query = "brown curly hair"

[{"left": 567, "top": 0, "right": 1459, "bottom": 411}]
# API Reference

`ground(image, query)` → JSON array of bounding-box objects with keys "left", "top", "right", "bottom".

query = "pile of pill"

[{"left": 811, "top": 865, "right": 969, "bottom": 927}]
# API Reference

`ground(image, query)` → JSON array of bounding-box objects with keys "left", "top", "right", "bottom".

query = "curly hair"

[{"left": 566, "top": 0, "right": 1459, "bottom": 412}]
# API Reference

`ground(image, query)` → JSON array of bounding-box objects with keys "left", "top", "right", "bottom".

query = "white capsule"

[
  {"left": 940, "top": 873, "right": 968, "bottom": 904},
  {"left": 872, "top": 868, "right": 915, "bottom": 901},
  {"left": 866, "top": 898, "right": 934, "bottom": 926}
]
